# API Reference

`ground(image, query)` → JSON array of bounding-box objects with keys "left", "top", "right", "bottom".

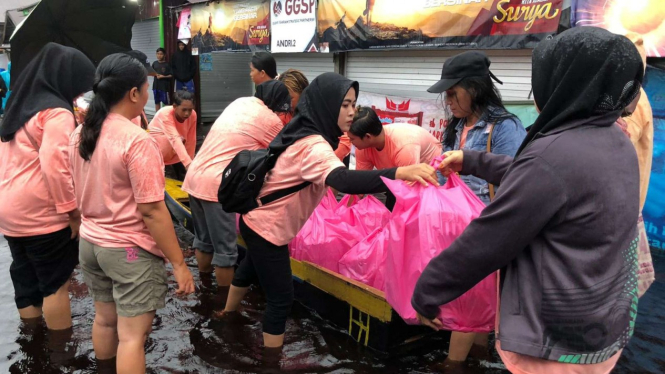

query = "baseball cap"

[
  {"left": 427, "top": 51, "right": 502, "bottom": 93},
  {"left": 124, "top": 50, "right": 157, "bottom": 75}
]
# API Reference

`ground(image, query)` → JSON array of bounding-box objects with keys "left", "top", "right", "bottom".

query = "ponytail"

[{"left": 79, "top": 54, "right": 147, "bottom": 161}]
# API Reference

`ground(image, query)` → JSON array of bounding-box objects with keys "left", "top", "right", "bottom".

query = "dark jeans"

[
  {"left": 5, "top": 227, "right": 79, "bottom": 309},
  {"left": 233, "top": 218, "right": 293, "bottom": 335}
]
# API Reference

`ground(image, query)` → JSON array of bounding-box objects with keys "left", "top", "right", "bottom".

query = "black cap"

[
  {"left": 427, "top": 51, "right": 502, "bottom": 93},
  {"left": 124, "top": 50, "right": 157, "bottom": 75}
]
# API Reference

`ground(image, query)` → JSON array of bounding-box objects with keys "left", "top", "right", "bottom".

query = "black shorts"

[{"left": 5, "top": 227, "right": 79, "bottom": 309}]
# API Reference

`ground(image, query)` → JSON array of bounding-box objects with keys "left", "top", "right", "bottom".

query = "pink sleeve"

[
  {"left": 354, "top": 149, "right": 374, "bottom": 171},
  {"left": 39, "top": 109, "right": 78, "bottom": 214},
  {"left": 127, "top": 137, "right": 166, "bottom": 203},
  {"left": 393, "top": 143, "right": 421, "bottom": 167},
  {"left": 158, "top": 112, "right": 192, "bottom": 167},
  {"left": 185, "top": 111, "right": 197, "bottom": 162},
  {"left": 299, "top": 140, "right": 346, "bottom": 185}
]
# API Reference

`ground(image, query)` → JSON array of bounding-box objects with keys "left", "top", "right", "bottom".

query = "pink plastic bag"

[
  {"left": 289, "top": 190, "right": 365, "bottom": 272},
  {"left": 290, "top": 191, "right": 391, "bottom": 274},
  {"left": 382, "top": 174, "right": 497, "bottom": 333},
  {"left": 339, "top": 226, "right": 389, "bottom": 291}
]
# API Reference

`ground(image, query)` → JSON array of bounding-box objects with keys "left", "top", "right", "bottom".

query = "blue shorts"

[
  {"left": 153, "top": 90, "right": 170, "bottom": 105},
  {"left": 176, "top": 80, "right": 195, "bottom": 93}
]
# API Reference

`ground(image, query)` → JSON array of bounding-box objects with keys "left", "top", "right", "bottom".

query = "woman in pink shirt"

[
  {"left": 182, "top": 80, "right": 292, "bottom": 288},
  {"left": 148, "top": 90, "right": 197, "bottom": 180},
  {"left": 69, "top": 53, "right": 195, "bottom": 374},
  {"left": 0, "top": 43, "right": 95, "bottom": 331},
  {"left": 222, "top": 73, "right": 438, "bottom": 349}
]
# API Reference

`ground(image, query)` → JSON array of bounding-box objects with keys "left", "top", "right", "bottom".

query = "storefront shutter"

[
  {"left": 346, "top": 49, "right": 533, "bottom": 102},
  {"left": 130, "top": 18, "right": 161, "bottom": 117}
]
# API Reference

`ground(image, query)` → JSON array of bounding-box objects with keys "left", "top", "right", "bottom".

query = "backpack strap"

[
  {"left": 259, "top": 181, "right": 311, "bottom": 206},
  {"left": 486, "top": 123, "right": 496, "bottom": 201}
]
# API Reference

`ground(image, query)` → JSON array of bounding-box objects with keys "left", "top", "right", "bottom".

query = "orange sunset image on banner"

[
  {"left": 572, "top": 0, "right": 665, "bottom": 57},
  {"left": 190, "top": 0, "right": 270, "bottom": 53},
  {"left": 317, "top": 0, "right": 563, "bottom": 52}
]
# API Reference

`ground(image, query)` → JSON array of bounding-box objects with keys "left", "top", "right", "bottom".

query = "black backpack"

[{"left": 217, "top": 148, "right": 311, "bottom": 214}]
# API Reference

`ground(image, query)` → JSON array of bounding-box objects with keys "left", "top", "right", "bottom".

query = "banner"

[
  {"left": 317, "top": 0, "right": 563, "bottom": 52},
  {"left": 190, "top": 0, "right": 271, "bottom": 53},
  {"left": 643, "top": 66, "right": 665, "bottom": 251},
  {"left": 177, "top": 7, "right": 192, "bottom": 41},
  {"left": 571, "top": 0, "right": 664, "bottom": 57},
  {"left": 270, "top": 0, "right": 321, "bottom": 52},
  {"left": 357, "top": 92, "right": 451, "bottom": 141}
]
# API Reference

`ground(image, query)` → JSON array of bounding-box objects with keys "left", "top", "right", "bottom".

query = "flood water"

[{"left": 0, "top": 224, "right": 663, "bottom": 373}]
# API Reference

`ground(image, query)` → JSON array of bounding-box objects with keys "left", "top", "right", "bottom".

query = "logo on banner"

[
  {"left": 273, "top": 1, "right": 282, "bottom": 17},
  {"left": 386, "top": 98, "right": 411, "bottom": 112},
  {"left": 285, "top": 0, "right": 315, "bottom": 15},
  {"left": 307, "top": 43, "right": 318, "bottom": 52}
]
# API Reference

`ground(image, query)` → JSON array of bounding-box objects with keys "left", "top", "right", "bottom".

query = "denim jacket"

[{"left": 439, "top": 109, "right": 526, "bottom": 204}]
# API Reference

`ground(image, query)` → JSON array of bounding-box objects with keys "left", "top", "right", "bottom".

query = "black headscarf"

[
  {"left": 254, "top": 80, "right": 291, "bottom": 113},
  {"left": 0, "top": 43, "right": 96, "bottom": 141},
  {"left": 270, "top": 72, "right": 358, "bottom": 153},
  {"left": 516, "top": 27, "right": 643, "bottom": 156}
]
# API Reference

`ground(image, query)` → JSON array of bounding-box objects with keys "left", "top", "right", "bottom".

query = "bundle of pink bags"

[{"left": 286, "top": 162, "right": 496, "bottom": 332}]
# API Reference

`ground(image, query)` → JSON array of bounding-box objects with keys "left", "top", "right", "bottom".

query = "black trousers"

[
  {"left": 233, "top": 218, "right": 294, "bottom": 335},
  {"left": 5, "top": 227, "right": 79, "bottom": 309}
]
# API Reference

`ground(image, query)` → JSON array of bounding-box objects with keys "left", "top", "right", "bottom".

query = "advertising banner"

[
  {"left": 317, "top": 0, "right": 563, "bottom": 52},
  {"left": 270, "top": 0, "right": 320, "bottom": 52},
  {"left": 177, "top": 7, "right": 192, "bottom": 41},
  {"left": 643, "top": 66, "right": 665, "bottom": 251},
  {"left": 357, "top": 91, "right": 451, "bottom": 141},
  {"left": 190, "top": 0, "right": 271, "bottom": 53},
  {"left": 571, "top": 0, "right": 664, "bottom": 57}
]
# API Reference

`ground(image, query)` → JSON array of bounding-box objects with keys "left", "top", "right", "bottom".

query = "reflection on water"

[{"left": 0, "top": 224, "right": 663, "bottom": 373}]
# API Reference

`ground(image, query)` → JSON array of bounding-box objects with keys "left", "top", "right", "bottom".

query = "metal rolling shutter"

[
  {"left": 345, "top": 50, "right": 532, "bottom": 102},
  {"left": 273, "top": 53, "right": 335, "bottom": 83},
  {"left": 199, "top": 52, "right": 253, "bottom": 122},
  {"left": 130, "top": 18, "right": 161, "bottom": 117}
]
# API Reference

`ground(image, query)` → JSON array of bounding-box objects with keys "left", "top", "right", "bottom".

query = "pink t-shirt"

[
  {"left": 0, "top": 109, "right": 78, "bottom": 236},
  {"left": 355, "top": 123, "right": 442, "bottom": 171},
  {"left": 148, "top": 106, "right": 197, "bottom": 167},
  {"left": 69, "top": 113, "right": 166, "bottom": 257},
  {"left": 335, "top": 134, "right": 352, "bottom": 161},
  {"left": 243, "top": 135, "right": 345, "bottom": 246},
  {"left": 182, "top": 97, "right": 285, "bottom": 202}
]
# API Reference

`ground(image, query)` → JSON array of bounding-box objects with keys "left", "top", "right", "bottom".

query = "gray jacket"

[{"left": 412, "top": 119, "right": 640, "bottom": 363}]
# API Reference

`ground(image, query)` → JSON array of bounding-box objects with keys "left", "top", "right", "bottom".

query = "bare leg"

[
  {"left": 42, "top": 280, "right": 73, "bottom": 330},
  {"left": 447, "top": 331, "right": 476, "bottom": 362},
  {"left": 18, "top": 305, "right": 42, "bottom": 320},
  {"left": 195, "top": 250, "right": 213, "bottom": 273},
  {"left": 92, "top": 301, "right": 119, "bottom": 360},
  {"left": 263, "top": 332, "right": 284, "bottom": 348},
  {"left": 224, "top": 285, "right": 249, "bottom": 312},
  {"left": 469, "top": 332, "right": 490, "bottom": 360},
  {"left": 116, "top": 311, "right": 155, "bottom": 374},
  {"left": 214, "top": 266, "right": 235, "bottom": 287}
]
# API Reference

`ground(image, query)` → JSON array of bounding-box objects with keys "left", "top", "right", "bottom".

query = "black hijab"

[
  {"left": 270, "top": 72, "right": 358, "bottom": 153},
  {"left": 255, "top": 80, "right": 291, "bottom": 113},
  {"left": 0, "top": 43, "right": 96, "bottom": 141},
  {"left": 516, "top": 27, "right": 643, "bottom": 156}
]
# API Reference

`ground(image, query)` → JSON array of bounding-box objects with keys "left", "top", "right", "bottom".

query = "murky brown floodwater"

[{"left": 0, "top": 222, "right": 663, "bottom": 373}]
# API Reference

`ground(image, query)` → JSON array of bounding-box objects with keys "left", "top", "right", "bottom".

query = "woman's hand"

[
  {"left": 416, "top": 312, "right": 443, "bottom": 331},
  {"left": 68, "top": 209, "right": 81, "bottom": 239},
  {"left": 172, "top": 262, "right": 195, "bottom": 295},
  {"left": 395, "top": 164, "right": 439, "bottom": 186},
  {"left": 438, "top": 151, "right": 463, "bottom": 177}
]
